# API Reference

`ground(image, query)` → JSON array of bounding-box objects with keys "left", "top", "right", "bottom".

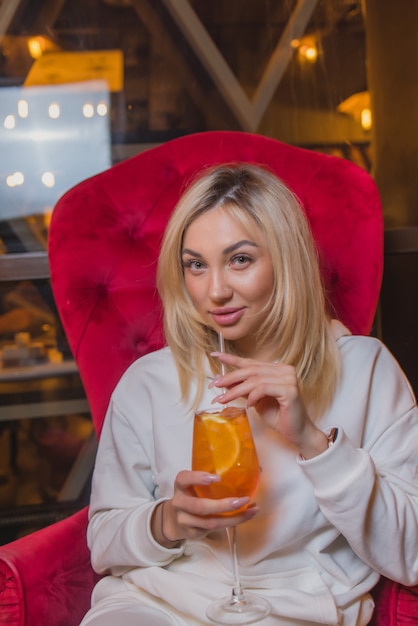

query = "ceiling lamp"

[
  {"left": 338, "top": 91, "right": 372, "bottom": 131},
  {"left": 27, "top": 35, "right": 59, "bottom": 59},
  {"left": 291, "top": 36, "right": 319, "bottom": 63}
]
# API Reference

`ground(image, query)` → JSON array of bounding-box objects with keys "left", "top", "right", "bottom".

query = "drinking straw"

[
  {"left": 218, "top": 331, "right": 226, "bottom": 377},
  {"left": 218, "top": 332, "right": 228, "bottom": 402}
]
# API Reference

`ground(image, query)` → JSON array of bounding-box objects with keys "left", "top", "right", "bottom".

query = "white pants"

[{"left": 80, "top": 603, "right": 177, "bottom": 626}]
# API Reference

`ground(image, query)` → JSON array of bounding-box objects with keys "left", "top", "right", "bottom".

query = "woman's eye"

[
  {"left": 183, "top": 259, "right": 205, "bottom": 271},
  {"left": 231, "top": 254, "right": 252, "bottom": 266}
]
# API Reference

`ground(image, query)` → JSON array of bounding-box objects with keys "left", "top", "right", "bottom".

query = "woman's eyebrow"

[
  {"left": 182, "top": 240, "right": 259, "bottom": 258},
  {"left": 182, "top": 248, "right": 202, "bottom": 257},
  {"left": 223, "top": 240, "right": 259, "bottom": 255}
]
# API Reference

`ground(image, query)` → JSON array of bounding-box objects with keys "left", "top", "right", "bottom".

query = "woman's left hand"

[{"left": 209, "top": 352, "right": 328, "bottom": 459}]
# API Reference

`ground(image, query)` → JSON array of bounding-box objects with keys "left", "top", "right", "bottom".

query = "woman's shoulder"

[
  {"left": 337, "top": 332, "right": 388, "bottom": 355},
  {"left": 337, "top": 333, "right": 397, "bottom": 370},
  {"left": 330, "top": 319, "right": 389, "bottom": 360},
  {"left": 337, "top": 333, "right": 416, "bottom": 400}
]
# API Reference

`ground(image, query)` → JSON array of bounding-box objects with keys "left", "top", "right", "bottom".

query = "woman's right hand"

[{"left": 152, "top": 469, "right": 259, "bottom": 547}]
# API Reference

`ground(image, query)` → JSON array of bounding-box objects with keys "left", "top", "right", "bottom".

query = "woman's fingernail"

[
  {"left": 208, "top": 376, "right": 222, "bottom": 389},
  {"left": 231, "top": 497, "right": 250, "bottom": 508},
  {"left": 245, "top": 505, "right": 259, "bottom": 516},
  {"left": 201, "top": 474, "right": 221, "bottom": 484},
  {"left": 211, "top": 394, "right": 226, "bottom": 404}
]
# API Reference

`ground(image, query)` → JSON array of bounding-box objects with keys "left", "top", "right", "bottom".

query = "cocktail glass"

[{"left": 192, "top": 406, "right": 271, "bottom": 624}]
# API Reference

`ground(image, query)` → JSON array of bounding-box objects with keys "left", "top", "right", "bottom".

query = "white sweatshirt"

[{"left": 86, "top": 334, "right": 418, "bottom": 626}]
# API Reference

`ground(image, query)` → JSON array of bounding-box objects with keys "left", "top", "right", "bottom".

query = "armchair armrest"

[
  {"left": 0, "top": 507, "right": 99, "bottom": 626},
  {"left": 370, "top": 577, "right": 418, "bottom": 626}
]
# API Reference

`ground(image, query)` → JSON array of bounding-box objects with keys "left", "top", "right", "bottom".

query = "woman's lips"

[{"left": 210, "top": 307, "right": 246, "bottom": 326}]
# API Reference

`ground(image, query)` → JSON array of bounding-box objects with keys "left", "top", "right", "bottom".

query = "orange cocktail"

[{"left": 192, "top": 407, "right": 260, "bottom": 509}]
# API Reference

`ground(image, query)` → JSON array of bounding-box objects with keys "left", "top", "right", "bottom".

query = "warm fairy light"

[
  {"left": 4, "top": 114, "right": 16, "bottom": 129},
  {"left": 304, "top": 45, "right": 318, "bottom": 61},
  {"left": 337, "top": 91, "right": 371, "bottom": 129},
  {"left": 18, "top": 100, "right": 29, "bottom": 118},
  {"left": 27, "top": 37, "right": 43, "bottom": 59},
  {"left": 27, "top": 36, "right": 59, "bottom": 59},
  {"left": 292, "top": 35, "right": 319, "bottom": 63},
  {"left": 42, "top": 172, "right": 55, "bottom": 188},
  {"left": 360, "top": 108, "right": 372, "bottom": 131},
  {"left": 299, "top": 44, "right": 318, "bottom": 62},
  {"left": 6, "top": 172, "right": 24, "bottom": 187},
  {"left": 82, "top": 103, "right": 95, "bottom": 118},
  {"left": 48, "top": 103, "right": 60, "bottom": 119},
  {"left": 96, "top": 102, "right": 108, "bottom": 116}
]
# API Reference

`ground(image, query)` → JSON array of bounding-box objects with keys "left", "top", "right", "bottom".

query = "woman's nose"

[{"left": 209, "top": 270, "right": 232, "bottom": 302}]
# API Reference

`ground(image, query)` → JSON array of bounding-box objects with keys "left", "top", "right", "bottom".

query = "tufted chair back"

[{"left": 48, "top": 130, "right": 383, "bottom": 437}]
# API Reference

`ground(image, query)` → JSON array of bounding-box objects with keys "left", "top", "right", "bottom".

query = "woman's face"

[{"left": 182, "top": 205, "right": 275, "bottom": 359}]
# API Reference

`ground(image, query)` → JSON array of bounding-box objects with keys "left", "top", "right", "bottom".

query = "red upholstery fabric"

[
  {"left": 370, "top": 577, "right": 418, "bottom": 626},
  {"left": 0, "top": 507, "right": 99, "bottom": 626},
  {"left": 0, "top": 130, "right": 415, "bottom": 625}
]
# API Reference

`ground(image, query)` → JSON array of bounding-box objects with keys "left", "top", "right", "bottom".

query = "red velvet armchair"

[{"left": 0, "top": 131, "right": 417, "bottom": 626}]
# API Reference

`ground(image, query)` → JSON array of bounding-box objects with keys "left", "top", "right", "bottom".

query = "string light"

[
  {"left": 18, "top": 100, "right": 29, "bottom": 118},
  {"left": 27, "top": 37, "right": 43, "bottom": 59},
  {"left": 360, "top": 108, "right": 372, "bottom": 131},
  {"left": 48, "top": 103, "right": 60, "bottom": 119},
  {"left": 97, "top": 102, "right": 108, "bottom": 116},
  {"left": 6, "top": 172, "right": 24, "bottom": 187},
  {"left": 82, "top": 103, "right": 95, "bottom": 118},
  {"left": 291, "top": 37, "right": 318, "bottom": 63},
  {"left": 4, "top": 114, "right": 16, "bottom": 129},
  {"left": 300, "top": 44, "right": 318, "bottom": 62},
  {"left": 41, "top": 172, "right": 56, "bottom": 188}
]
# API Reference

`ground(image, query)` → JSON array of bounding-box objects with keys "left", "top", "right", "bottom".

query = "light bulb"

[
  {"left": 6, "top": 172, "right": 24, "bottom": 187},
  {"left": 83, "top": 103, "right": 95, "bottom": 118},
  {"left": 42, "top": 172, "right": 55, "bottom": 188},
  {"left": 360, "top": 108, "right": 372, "bottom": 131},
  {"left": 18, "top": 100, "right": 29, "bottom": 118},
  {"left": 48, "top": 103, "right": 60, "bottom": 119},
  {"left": 4, "top": 114, "right": 16, "bottom": 129},
  {"left": 97, "top": 102, "right": 108, "bottom": 116}
]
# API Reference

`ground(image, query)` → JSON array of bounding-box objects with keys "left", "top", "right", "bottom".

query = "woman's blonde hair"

[{"left": 157, "top": 163, "right": 340, "bottom": 415}]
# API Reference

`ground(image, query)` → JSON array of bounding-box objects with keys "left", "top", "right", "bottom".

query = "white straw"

[
  {"left": 218, "top": 332, "right": 226, "bottom": 377},
  {"left": 218, "top": 332, "right": 228, "bottom": 404}
]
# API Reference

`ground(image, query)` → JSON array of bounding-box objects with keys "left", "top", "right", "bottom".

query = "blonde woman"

[{"left": 80, "top": 165, "right": 418, "bottom": 626}]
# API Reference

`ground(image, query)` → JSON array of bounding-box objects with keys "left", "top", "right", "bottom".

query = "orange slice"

[{"left": 201, "top": 413, "right": 241, "bottom": 475}]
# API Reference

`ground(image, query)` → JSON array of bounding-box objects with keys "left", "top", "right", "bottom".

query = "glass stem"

[{"left": 226, "top": 526, "right": 244, "bottom": 603}]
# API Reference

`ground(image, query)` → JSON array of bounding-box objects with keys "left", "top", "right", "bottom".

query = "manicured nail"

[
  {"left": 211, "top": 395, "right": 226, "bottom": 405},
  {"left": 245, "top": 505, "right": 259, "bottom": 516},
  {"left": 201, "top": 474, "right": 221, "bottom": 484},
  {"left": 231, "top": 497, "right": 250, "bottom": 508},
  {"left": 208, "top": 376, "right": 222, "bottom": 389}
]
